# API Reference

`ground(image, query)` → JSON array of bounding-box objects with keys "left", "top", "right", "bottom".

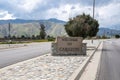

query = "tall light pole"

[
  {"left": 93, "top": 0, "right": 95, "bottom": 19},
  {"left": 92, "top": 0, "right": 95, "bottom": 43}
]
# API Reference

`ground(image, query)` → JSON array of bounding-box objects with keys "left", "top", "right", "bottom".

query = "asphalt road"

[
  {"left": 96, "top": 39, "right": 120, "bottom": 80},
  {"left": 0, "top": 42, "right": 51, "bottom": 68}
]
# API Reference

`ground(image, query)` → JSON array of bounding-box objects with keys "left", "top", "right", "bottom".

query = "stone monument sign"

[
  {"left": 57, "top": 37, "right": 82, "bottom": 53},
  {"left": 52, "top": 37, "right": 86, "bottom": 55}
]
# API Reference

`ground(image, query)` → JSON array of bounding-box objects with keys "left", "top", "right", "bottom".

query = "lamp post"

[
  {"left": 92, "top": 0, "right": 96, "bottom": 43},
  {"left": 93, "top": 0, "right": 95, "bottom": 19}
]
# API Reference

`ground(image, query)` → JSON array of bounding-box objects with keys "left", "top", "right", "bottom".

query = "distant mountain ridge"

[
  {"left": 0, "top": 18, "right": 66, "bottom": 25},
  {"left": 97, "top": 27, "right": 120, "bottom": 36},
  {"left": 0, "top": 18, "right": 120, "bottom": 38},
  {"left": 0, "top": 19, "right": 35, "bottom": 24},
  {"left": 109, "top": 25, "right": 120, "bottom": 30},
  {"left": 47, "top": 18, "right": 66, "bottom": 24}
]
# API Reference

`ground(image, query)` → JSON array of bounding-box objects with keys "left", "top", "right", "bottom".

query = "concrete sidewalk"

[{"left": 79, "top": 42, "right": 103, "bottom": 80}]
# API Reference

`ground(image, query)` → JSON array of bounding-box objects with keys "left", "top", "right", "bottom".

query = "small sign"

[{"left": 57, "top": 37, "right": 83, "bottom": 53}]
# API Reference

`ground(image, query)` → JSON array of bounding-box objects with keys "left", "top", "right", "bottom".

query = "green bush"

[
  {"left": 48, "top": 38, "right": 55, "bottom": 41},
  {"left": 115, "top": 35, "right": 120, "bottom": 38},
  {"left": 64, "top": 13, "right": 99, "bottom": 38}
]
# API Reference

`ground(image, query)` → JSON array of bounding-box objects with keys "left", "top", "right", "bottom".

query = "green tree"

[
  {"left": 32, "top": 35, "right": 35, "bottom": 39},
  {"left": 64, "top": 13, "right": 99, "bottom": 38},
  {"left": 40, "top": 24, "right": 46, "bottom": 39},
  {"left": 115, "top": 34, "right": 120, "bottom": 38},
  {"left": 12, "top": 35, "right": 16, "bottom": 39},
  {"left": 21, "top": 35, "right": 25, "bottom": 39}
]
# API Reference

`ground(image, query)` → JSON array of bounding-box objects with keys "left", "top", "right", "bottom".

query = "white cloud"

[
  {"left": 0, "top": 0, "right": 119, "bottom": 27},
  {"left": 46, "top": 4, "right": 72, "bottom": 21},
  {"left": 45, "top": 4, "right": 93, "bottom": 21},
  {"left": 17, "top": 0, "right": 43, "bottom": 13},
  {"left": 46, "top": 1, "right": 120, "bottom": 27},
  {"left": 96, "top": 2, "right": 120, "bottom": 27},
  {"left": 0, "top": 10, "right": 16, "bottom": 20}
]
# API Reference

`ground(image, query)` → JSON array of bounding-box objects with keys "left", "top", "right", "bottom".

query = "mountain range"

[
  {"left": 0, "top": 18, "right": 66, "bottom": 38},
  {"left": 97, "top": 28, "right": 120, "bottom": 37},
  {"left": 0, "top": 18, "right": 120, "bottom": 38},
  {"left": 0, "top": 18, "right": 66, "bottom": 24}
]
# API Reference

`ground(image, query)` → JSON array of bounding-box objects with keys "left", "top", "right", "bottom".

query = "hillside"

[
  {"left": 0, "top": 19, "right": 66, "bottom": 38},
  {"left": 0, "top": 19, "right": 120, "bottom": 38}
]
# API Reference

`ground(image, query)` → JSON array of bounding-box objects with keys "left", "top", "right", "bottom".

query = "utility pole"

[
  {"left": 8, "top": 23, "right": 11, "bottom": 47},
  {"left": 93, "top": 0, "right": 95, "bottom": 19},
  {"left": 92, "top": 0, "right": 96, "bottom": 44}
]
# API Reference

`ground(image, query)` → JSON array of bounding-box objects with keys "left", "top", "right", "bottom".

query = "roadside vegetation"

[
  {"left": 0, "top": 23, "right": 55, "bottom": 44},
  {"left": 0, "top": 37, "right": 55, "bottom": 44},
  {"left": 64, "top": 13, "right": 99, "bottom": 38}
]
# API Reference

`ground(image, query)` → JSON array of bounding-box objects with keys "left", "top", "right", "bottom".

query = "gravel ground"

[
  {"left": 0, "top": 53, "right": 91, "bottom": 80},
  {"left": 0, "top": 40, "right": 100, "bottom": 80}
]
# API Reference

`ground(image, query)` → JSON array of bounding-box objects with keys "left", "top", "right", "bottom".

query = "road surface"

[
  {"left": 0, "top": 42, "right": 51, "bottom": 68},
  {"left": 96, "top": 39, "right": 120, "bottom": 80}
]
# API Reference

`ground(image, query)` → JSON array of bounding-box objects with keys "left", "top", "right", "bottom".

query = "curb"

[
  {"left": 0, "top": 45, "right": 27, "bottom": 51},
  {"left": 68, "top": 42, "right": 102, "bottom": 80}
]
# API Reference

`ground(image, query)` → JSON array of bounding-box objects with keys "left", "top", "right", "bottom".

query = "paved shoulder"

[{"left": 96, "top": 39, "right": 120, "bottom": 80}]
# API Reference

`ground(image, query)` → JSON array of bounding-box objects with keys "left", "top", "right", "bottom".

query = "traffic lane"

[
  {"left": 0, "top": 49, "right": 50, "bottom": 68},
  {"left": 96, "top": 39, "right": 120, "bottom": 80},
  {"left": 0, "top": 42, "right": 51, "bottom": 68},
  {"left": 0, "top": 43, "right": 51, "bottom": 56}
]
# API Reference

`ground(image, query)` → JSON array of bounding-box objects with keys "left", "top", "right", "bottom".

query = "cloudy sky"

[{"left": 0, "top": 0, "right": 120, "bottom": 27}]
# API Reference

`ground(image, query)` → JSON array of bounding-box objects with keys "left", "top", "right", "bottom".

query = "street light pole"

[
  {"left": 93, "top": 0, "right": 95, "bottom": 19},
  {"left": 92, "top": 0, "right": 95, "bottom": 43}
]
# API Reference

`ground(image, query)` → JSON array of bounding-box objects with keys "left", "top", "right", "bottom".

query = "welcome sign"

[{"left": 57, "top": 37, "right": 83, "bottom": 54}]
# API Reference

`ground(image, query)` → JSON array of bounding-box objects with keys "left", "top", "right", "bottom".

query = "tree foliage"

[
  {"left": 64, "top": 13, "right": 99, "bottom": 38},
  {"left": 115, "top": 34, "right": 120, "bottom": 38},
  {"left": 40, "top": 24, "right": 46, "bottom": 39}
]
